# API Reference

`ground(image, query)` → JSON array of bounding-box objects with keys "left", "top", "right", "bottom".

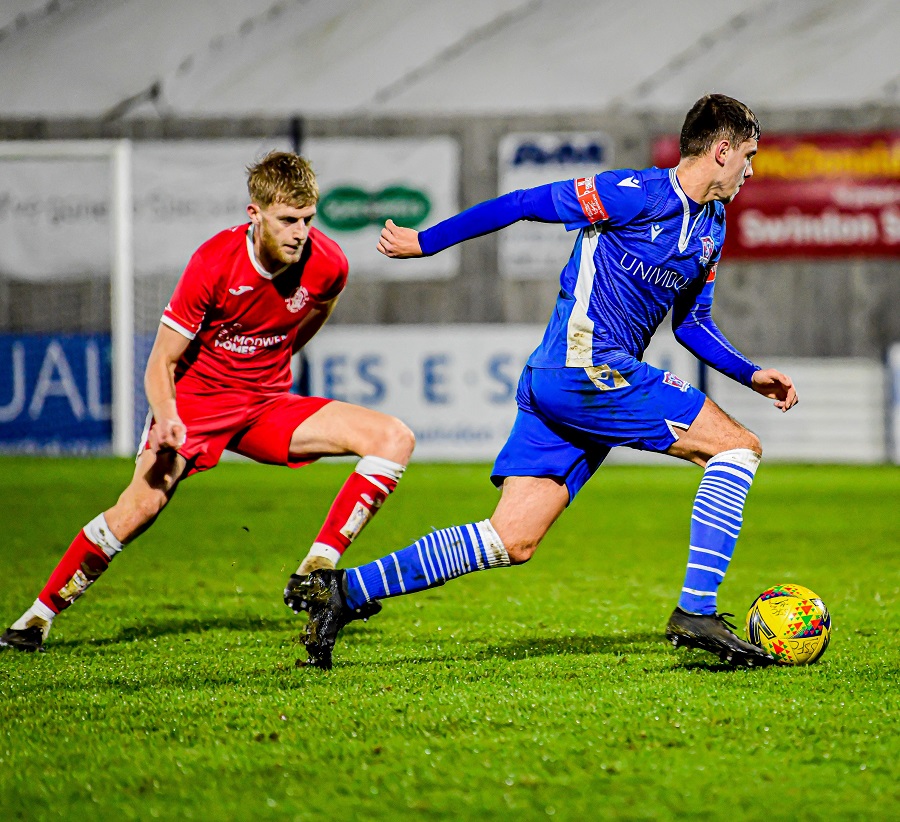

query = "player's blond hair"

[
  {"left": 680, "top": 94, "right": 760, "bottom": 158},
  {"left": 246, "top": 151, "right": 319, "bottom": 208}
]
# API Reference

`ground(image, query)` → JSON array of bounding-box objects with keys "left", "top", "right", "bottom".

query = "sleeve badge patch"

[{"left": 574, "top": 177, "right": 609, "bottom": 223}]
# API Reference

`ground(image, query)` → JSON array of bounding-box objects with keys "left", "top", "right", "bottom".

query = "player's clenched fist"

[
  {"left": 377, "top": 219, "right": 423, "bottom": 258},
  {"left": 150, "top": 418, "right": 187, "bottom": 452}
]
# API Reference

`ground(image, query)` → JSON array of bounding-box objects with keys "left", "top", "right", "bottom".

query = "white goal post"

[{"left": 0, "top": 139, "right": 135, "bottom": 456}]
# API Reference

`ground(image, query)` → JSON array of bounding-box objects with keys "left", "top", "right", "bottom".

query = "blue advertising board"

[{"left": 0, "top": 333, "right": 113, "bottom": 454}]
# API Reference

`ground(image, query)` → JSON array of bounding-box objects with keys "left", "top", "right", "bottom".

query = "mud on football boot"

[
  {"left": 665, "top": 607, "right": 775, "bottom": 668},
  {"left": 0, "top": 620, "right": 49, "bottom": 653},
  {"left": 296, "top": 553, "right": 336, "bottom": 577},
  {"left": 284, "top": 573, "right": 382, "bottom": 623},
  {"left": 288, "top": 569, "right": 364, "bottom": 670}
]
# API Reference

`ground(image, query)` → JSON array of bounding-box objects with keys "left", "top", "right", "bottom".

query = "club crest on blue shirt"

[
  {"left": 662, "top": 371, "right": 691, "bottom": 392},
  {"left": 700, "top": 235, "right": 715, "bottom": 267}
]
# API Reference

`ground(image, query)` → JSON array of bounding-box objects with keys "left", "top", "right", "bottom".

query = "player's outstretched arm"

[
  {"left": 144, "top": 324, "right": 190, "bottom": 450},
  {"left": 750, "top": 368, "right": 798, "bottom": 412},
  {"left": 379, "top": 185, "right": 561, "bottom": 259},
  {"left": 377, "top": 219, "right": 423, "bottom": 258}
]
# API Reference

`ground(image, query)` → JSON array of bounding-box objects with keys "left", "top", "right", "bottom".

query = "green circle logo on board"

[{"left": 318, "top": 186, "right": 431, "bottom": 232}]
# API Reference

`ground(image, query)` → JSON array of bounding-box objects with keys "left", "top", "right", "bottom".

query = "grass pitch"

[{"left": 0, "top": 457, "right": 898, "bottom": 821}]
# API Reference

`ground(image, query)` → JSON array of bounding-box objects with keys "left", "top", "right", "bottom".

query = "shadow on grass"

[
  {"left": 320, "top": 631, "right": 667, "bottom": 668},
  {"left": 46, "top": 620, "right": 752, "bottom": 676},
  {"left": 669, "top": 659, "right": 774, "bottom": 673},
  {"left": 482, "top": 632, "right": 664, "bottom": 660},
  {"left": 51, "top": 614, "right": 297, "bottom": 649},
  {"left": 320, "top": 633, "right": 757, "bottom": 674}
]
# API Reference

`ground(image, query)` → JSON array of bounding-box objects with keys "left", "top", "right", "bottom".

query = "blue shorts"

[{"left": 492, "top": 358, "right": 706, "bottom": 501}]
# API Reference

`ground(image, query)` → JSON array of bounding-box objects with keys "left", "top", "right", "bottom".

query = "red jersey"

[{"left": 161, "top": 224, "right": 347, "bottom": 395}]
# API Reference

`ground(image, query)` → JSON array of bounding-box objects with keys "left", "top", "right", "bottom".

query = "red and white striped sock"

[
  {"left": 37, "top": 513, "right": 123, "bottom": 614},
  {"left": 300, "top": 455, "right": 405, "bottom": 569}
]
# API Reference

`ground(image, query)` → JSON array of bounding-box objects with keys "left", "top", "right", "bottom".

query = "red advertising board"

[{"left": 652, "top": 133, "right": 900, "bottom": 259}]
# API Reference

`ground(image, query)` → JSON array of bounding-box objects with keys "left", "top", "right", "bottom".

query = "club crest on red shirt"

[
  {"left": 285, "top": 285, "right": 309, "bottom": 313},
  {"left": 216, "top": 322, "right": 242, "bottom": 341}
]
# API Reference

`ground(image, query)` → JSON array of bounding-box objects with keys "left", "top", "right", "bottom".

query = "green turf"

[{"left": 0, "top": 457, "right": 897, "bottom": 821}]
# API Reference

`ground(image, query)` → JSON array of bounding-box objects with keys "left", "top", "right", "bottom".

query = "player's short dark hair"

[
  {"left": 679, "top": 94, "right": 760, "bottom": 158},
  {"left": 247, "top": 151, "right": 319, "bottom": 208}
]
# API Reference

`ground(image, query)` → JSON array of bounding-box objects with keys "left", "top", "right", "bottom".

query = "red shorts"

[{"left": 140, "top": 390, "right": 332, "bottom": 477}]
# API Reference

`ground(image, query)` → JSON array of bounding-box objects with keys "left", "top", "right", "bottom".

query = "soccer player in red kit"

[{"left": 0, "top": 151, "right": 414, "bottom": 652}]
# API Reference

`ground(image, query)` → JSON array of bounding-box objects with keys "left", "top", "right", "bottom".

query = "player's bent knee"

[
  {"left": 736, "top": 429, "right": 762, "bottom": 456},
  {"left": 713, "top": 419, "right": 762, "bottom": 457},
  {"left": 378, "top": 416, "right": 416, "bottom": 462},
  {"left": 751, "top": 434, "right": 763, "bottom": 457}
]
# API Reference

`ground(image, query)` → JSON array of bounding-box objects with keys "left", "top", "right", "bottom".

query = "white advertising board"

[
  {"left": 0, "top": 139, "right": 290, "bottom": 281},
  {"left": 497, "top": 132, "right": 614, "bottom": 280},
  {"left": 708, "top": 357, "right": 886, "bottom": 462},
  {"left": 303, "top": 325, "right": 540, "bottom": 462},
  {"left": 301, "top": 323, "right": 699, "bottom": 463},
  {"left": 303, "top": 326, "right": 889, "bottom": 464},
  {"left": 0, "top": 137, "right": 458, "bottom": 283},
  {"left": 304, "top": 137, "right": 460, "bottom": 280}
]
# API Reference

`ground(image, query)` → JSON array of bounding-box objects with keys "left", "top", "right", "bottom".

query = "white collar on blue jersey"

[{"left": 668, "top": 168, "right": 708, "bottom": 254}]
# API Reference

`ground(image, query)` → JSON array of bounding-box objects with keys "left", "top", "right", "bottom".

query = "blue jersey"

[
  {"left": 529, "top": 166, "right": 724, "bottom": 368},
  {"left": 418, "top": 166, "right": 759, "bottom": 387}
]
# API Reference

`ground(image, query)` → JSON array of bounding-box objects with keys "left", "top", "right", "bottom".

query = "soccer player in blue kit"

[{"left": 285, "top": 94, "right": 799, "bottom": 670}]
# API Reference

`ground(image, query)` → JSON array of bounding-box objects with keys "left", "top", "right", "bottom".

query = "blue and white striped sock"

[
  {"left": 678, "top": 448, "right": 760, "bottom": 615},
  {"left": 344, "top": 520, "right": 509, "bottom": 610}
]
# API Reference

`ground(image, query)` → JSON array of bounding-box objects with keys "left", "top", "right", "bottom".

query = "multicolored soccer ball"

[{"left": 745, "top": 584, "right": 831, "bottom": 665}]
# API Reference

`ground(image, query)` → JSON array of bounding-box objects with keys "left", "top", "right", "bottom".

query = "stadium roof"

[{"left": 1, "top": 0, "right": 897, "bottom": 119}]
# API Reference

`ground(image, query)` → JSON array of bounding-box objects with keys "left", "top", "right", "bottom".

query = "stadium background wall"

[{"left": 0, "top": 107, "right": 898, "bottom": 360}]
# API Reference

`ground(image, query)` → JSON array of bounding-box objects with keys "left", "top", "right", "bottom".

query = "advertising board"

[
  {"left": 653, "top": 132, "right": 900, "bottom": 258},
  {"left": 498, "top": 132, "right": 614, "bottom": 279},
  {"left": 0, "top": 333, "right": 112, "bottom": 453}
]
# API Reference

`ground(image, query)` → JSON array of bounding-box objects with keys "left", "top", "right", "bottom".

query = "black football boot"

[
  {"left": 665, "top": 607, "right": 775, "bottom": 667},
  {"left": 285, "top": 569, "right": 379, "bottom": 670},
  {"left": 0, "top": 623, "right": 47, "bottom": 653}
]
